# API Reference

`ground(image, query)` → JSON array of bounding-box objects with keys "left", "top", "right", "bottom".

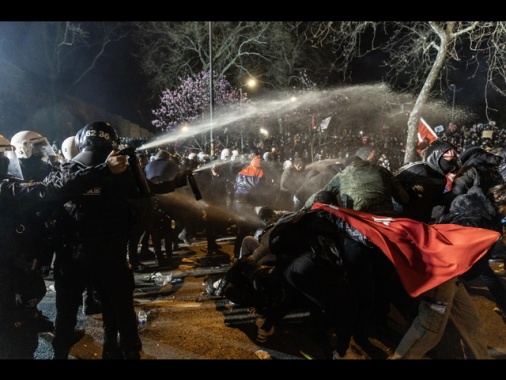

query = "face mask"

[{"left": 439, "top": 158, "right": 459, "bottom": 174}]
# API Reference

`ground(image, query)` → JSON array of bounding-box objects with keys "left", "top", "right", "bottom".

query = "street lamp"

[{"left": 239, "top": 79, "right": 256, "bottom": 151}]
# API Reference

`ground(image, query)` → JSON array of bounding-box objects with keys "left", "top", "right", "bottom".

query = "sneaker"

[{"left": 257, "top": 326, "right": 275, "bottom": 343}]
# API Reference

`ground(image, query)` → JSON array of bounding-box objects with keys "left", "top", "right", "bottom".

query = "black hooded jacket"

[
  {"left": 394, "top": 140, "right": 458, "bottom": 223},
  {"left": 451, "top": 146, "right": 504, "bottom": 196}
]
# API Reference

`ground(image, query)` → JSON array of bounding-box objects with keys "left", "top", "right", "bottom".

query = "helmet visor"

[
  {"left": 0, "top": 149, "right": 23, "bottom": 180},
  {"left": 31, "top": 137, "right": 56, "bottom": 157}
]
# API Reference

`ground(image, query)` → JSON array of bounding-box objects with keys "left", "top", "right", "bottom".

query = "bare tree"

[
  {"left": 0, "top": 21, "right": 130, "bottom": 140},
  {"left": 307, "top": 21, "right": 506, "bottom": 163},
  {"left": 0, "top": 22, "right": 130, "bottom": 93},
  {"left": 131, "top": 21, "right": 328, "bottom": 99}
]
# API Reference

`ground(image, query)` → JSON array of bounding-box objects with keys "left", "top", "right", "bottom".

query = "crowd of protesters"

[
  {"left": 108, "top": 119, "right": 506, "bottom": 360},
  {"left": 118, "top": 120, "right": 506, "bottom": 175},
  {"left": 5, "top": 117, "right": 506, "bottom": 360}
]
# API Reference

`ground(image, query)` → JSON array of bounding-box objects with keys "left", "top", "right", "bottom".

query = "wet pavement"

[{"left": 34, "top": 235, "right": 506, "bottom": 361}]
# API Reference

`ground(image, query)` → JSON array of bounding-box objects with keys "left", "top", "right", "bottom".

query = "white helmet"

[
  {"left": 11, "top": 130, "right": 56, "bottom": 159},
  {"left": 263, "top": 152, "right": 274, "bottom": 162},
  {"left": 188, "top": 153, "right": 198, "bottom": 160},
  {"left": 220, "top": 148, "right": 231, "bottom": 160},
  {"left": 61, "top": 136, "right": 78, "bottom": 160},
  {"left": 199, "top": 152, "right": 211, "bottom": 163},
  {"left": 0, "top": 134, "right": 23, "bottom": 179},
  {"left": 283, "top": 159, "right": 293, "bottom": 170}
]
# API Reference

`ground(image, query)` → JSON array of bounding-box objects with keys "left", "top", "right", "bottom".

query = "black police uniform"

[
  {"left": 0, "top": 163, "right": 114, "bottom": 359},
  {"left": 48, "top": 122, "right": 190, "bottom": 360}
]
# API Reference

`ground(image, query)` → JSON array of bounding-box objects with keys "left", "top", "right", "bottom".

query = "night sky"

[{"left": 0, "top": 21, "right": 502, "bottom": 143}]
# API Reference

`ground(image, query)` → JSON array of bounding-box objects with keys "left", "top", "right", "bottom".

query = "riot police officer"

[
  {"left": 48, "top": 121, "right": 191, "bottom": 360},
  {"left": 0, "top": 133, "right": 128, "bottom": 359}
]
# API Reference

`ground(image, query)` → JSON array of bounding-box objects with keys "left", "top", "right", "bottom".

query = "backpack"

[{"left": 268, "top": 209, "right": 316, "bottom": 256}]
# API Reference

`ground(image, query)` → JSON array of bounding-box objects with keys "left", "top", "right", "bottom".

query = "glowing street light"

[{"left": 239, "top": 78, "right": 257, "bottom": 151}]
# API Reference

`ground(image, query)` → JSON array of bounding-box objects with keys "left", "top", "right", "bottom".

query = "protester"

[
  {"left": 304, "top": 146, "right": 410, "bottom": 347},
  {"left": 310, "top": 202, "right": 500, "bottom": 360},
  {"left": 232, "top": 154, "right": 273, "bottom": 261},
  {"left": 196, "top": 162, "right": 233, "bottom": 254},
  {"left": 216, "top": 191, "right": 356, "bottom": 358},
  {"left": 393, "top": 139, "right": 460, "bottom": 223},
  {"left": 438, "top": 185, "right": 506, "bottom": 322},
  {"left": 275, "top": 157, "right": 306, "bottom": 210}
]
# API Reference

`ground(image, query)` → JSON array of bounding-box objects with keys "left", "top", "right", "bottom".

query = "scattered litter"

[
  {"left": 300, "top": 351, "right": 314, "bottom": 360},
  {"left": 255, "top": 350, "right": 272, "bottom": 360}
]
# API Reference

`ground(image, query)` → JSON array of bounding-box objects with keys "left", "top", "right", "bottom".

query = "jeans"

[{"left": 392, "top": 277, "right": 489, "bottom": 359}]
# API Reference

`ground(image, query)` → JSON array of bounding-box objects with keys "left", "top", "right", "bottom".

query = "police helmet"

[
  {"left": 61, "top": 136, "right": 78, "bottom": 160},
  {"left": 75, "top": 121, "right": 119, "bottom": 153},
  {"left": 220, "top": 149, "right": 231, "bottom": 160},
  {"left": 0, "top": 134, "right": 23, "bottom": 179},
  {"left": 10, "top": 130, "right": 56, "bottom": 159}
]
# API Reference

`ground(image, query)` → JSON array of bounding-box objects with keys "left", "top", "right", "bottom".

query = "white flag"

[{"left": 320, "top": 117, "right": 331, "bottom": 130}]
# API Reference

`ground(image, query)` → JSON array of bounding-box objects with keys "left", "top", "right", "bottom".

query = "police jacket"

[
  {"left": 19, "top": 155, "right": 55, "bottom": 182},
  {"left": 0, "top": 164, "right": 115, "bottom": 311},
  {"left": 45, "top": 153, "right": 188, "bottom": 243},
  {"left": 0, "top": 163, "right": 114, "bottom": 266}
]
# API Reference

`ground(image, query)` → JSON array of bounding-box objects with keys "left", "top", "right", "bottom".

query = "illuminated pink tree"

[{"left": 151, "top": 71, "right": 240, "bottom": 132}]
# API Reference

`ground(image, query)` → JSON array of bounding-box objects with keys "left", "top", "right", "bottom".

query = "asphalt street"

[{"left": 33, "top": 235, "right": 506, "bottom": 361}]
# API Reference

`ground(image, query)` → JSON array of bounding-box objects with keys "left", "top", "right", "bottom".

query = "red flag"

[
  {"left": 311, "top": 203, "right": 500, "bottom": 297},
  {"left": 417, "top": 118, "right": 437, "bottom": 143},
  {"left": 416, "top": 118, "right": 438, "bottom": 154}
]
